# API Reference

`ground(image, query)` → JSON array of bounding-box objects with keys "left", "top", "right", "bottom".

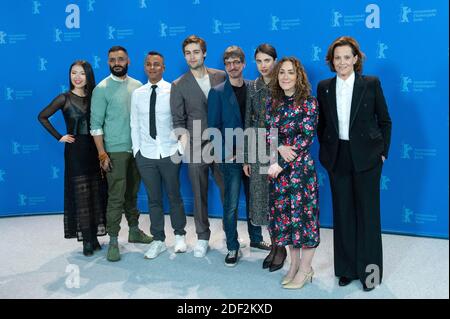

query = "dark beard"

[{"left": 110, "top": 64, "right": 128, "bottom": 77}]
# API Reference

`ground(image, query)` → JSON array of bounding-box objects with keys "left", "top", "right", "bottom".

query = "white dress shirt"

[
  {"left": 336, "top": 72, "right": 355, "bottom": 140},
  {"left": 130, "top": 78, "right": 181, "bottom": 159}
]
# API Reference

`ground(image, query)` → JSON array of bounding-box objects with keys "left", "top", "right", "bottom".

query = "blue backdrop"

[{"left": 1, "top": 0, "right": 448, "bottom": 239}]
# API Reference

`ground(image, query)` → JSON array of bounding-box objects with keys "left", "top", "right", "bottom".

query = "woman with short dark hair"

[
  {"left": 244, "top": 44, "right": 287, "bottom": 271},
  {"left": 317, "top": 36, "right": 392, "bottom": 291}
]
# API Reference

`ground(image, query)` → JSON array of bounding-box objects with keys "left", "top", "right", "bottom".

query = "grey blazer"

[{"left": 170, "top": 68, "right": 226, "bottom": 147}]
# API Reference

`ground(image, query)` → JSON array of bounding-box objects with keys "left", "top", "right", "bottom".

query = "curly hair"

[{"left": 270, "top": 56, "right": 311, "bottom": 109}]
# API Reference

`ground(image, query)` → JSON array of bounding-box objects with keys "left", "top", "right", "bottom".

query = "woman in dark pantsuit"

[{"left": 316, "top": 36, "right": 392, "bottom": 291}]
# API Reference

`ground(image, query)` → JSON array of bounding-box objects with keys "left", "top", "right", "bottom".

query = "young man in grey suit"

[{"left": 170, "top": 35, "right": 225, "bottom": 258}]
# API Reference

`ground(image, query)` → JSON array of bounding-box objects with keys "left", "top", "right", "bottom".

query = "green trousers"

[{"left": 105, "top": 152, "right": 140, "bottom": 236}]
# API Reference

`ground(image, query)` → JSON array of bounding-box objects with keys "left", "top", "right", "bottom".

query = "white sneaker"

[
  {"left": 193, "top": 239, "right": 209, "bottom": 258},
  {"left": 144, "top": 240, "right": 166, "bottom": 259},
  {"left": 174, "top": 235, "right": 187, "bottom": 253}
]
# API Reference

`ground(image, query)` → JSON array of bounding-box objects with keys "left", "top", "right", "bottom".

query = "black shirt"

[{"left": 231, "top": 82, "right": 247, "bottom": 123}]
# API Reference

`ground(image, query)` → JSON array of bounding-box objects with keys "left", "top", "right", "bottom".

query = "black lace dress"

[{"left": 38, "top": 92, "right": 107, "bottom": 241}]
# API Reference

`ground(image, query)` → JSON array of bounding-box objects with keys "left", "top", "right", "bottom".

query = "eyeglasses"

[
  {"left": 224, "top": 60, "right": 242, "bottom": 68},
  {"left": 108, "top": 57, "right": 127, "bottom": 63}
]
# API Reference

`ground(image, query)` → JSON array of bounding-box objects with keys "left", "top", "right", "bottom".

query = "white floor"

[{"left": 0, "top": 214, "right": 448, "bottom": 299}]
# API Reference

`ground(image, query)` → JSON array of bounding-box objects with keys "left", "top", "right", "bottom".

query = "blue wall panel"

[{"left": 0, "top": 0, "right": 448, "bottom": 238}]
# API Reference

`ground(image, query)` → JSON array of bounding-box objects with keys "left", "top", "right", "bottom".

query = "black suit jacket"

[{"left": 317, "top": 74, "right": 392, "bottom": 173}]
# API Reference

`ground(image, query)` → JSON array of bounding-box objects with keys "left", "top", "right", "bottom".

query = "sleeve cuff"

[{"left": 90, "top": 129, "right": 104, "bottom": 136}]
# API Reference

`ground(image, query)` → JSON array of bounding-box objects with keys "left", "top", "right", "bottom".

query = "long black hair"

[{"left": 68, "top": 60, "right": 96, "bottom": 102}]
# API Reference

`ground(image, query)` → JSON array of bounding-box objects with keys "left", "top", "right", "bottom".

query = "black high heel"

[
  {"left": 262, "top": 237, "right": 277, "bottom": 269},
  {"left": 269, "top": 246, "right": 287, "bottom": 272},
  {"left": 263, "top": 249, "right": 275, "bottom": 269}
]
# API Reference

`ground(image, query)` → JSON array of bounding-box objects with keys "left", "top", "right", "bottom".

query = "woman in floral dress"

[{"left": 266, "top": 56, "right": 320, "bottom": 289}]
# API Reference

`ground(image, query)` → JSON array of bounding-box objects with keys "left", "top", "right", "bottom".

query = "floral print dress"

[{"left": 266, "top": 95, "right": 320, "bottom": 248}]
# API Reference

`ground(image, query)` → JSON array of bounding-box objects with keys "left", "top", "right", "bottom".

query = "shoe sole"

[
  {"left": 269, "top": 264, "right": 284, "bottom": 272},
  {"left": 225, "top": 262, "right": 238, "bottom": 267},
  {"left": 224, "top": 251, "right": 241, "bottom": 267},
  {"left": 129, "top": 240, "right": 153, "bottom": 244},
  {"left": 174, "top": 248, "right": 187, "bottom": 253}
]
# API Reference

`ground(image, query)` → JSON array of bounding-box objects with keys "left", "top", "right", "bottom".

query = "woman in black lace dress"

[{"left": 38, "top": 60, "right": 107, "bottom": 256}]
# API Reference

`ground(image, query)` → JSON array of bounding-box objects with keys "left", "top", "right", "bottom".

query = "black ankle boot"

[
  {"left": 82, "top": 230, "right": 94, "bottom": 256},
  {"left": 91, "top": 228, "right": 101, "bottom": 251},
  {"left": 262, "top": 237, "right": 277, "bottom": 269},
  {"left": 83, "top": 240, "right": 94, "bottom": 256},
  {"left": 269, "top": 245, "right": 287, "bottom": 272}
]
